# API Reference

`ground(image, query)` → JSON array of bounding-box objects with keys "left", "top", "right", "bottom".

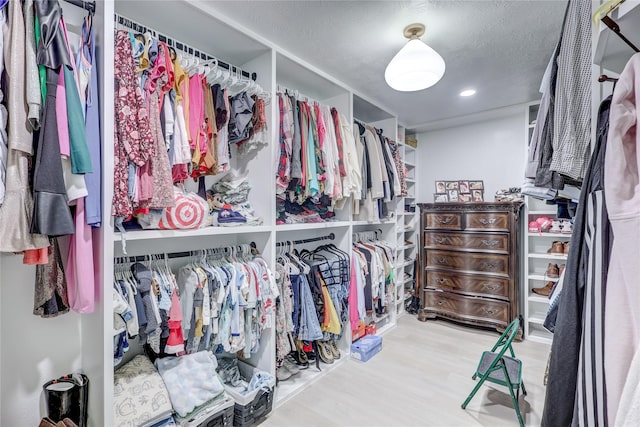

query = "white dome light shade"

[{"left": 385, "top": 38, "right": 445, "bottom": 92}]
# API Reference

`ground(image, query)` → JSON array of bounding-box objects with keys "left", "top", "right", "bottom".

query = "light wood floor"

[{"left": 260, "top": 315, "right": 551, "bottom": 426}]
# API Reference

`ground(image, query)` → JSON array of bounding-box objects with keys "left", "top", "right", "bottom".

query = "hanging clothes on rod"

[
  {"left": 274, "top": 234, "right": 350, "bottom": 380},
  {"left": 113, "top": 244, "right": 277, "bottom": 365},
  {"left": 275, "top": 88, "right": 356, "bottom": 224},
  {"left": 353, "top": 120, "right": 403, "bottom": 222},
  {"left": 352, "top": 230, "right": 395, "bottom": 324}
]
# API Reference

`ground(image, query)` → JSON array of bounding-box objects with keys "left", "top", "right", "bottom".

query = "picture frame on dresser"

[{"left": 434, "top": 193, "right": 449, "bottom": 203}]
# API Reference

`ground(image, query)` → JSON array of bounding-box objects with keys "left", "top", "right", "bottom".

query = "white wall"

[{"left": 416, "top": 113, "right": 525, "bottom": 203}]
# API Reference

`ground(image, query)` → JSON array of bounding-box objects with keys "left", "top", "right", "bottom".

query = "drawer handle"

[
  {"left": 480, "top": 239, "right": 499, "bottom": 248},
  {"left": 482, "top": 307, "right": 498, "bottom": 316},
  {"left": 437, "top": 278, "right": 449, "bottom": 284},
  {"left": 433, "top": 236, "right": 451, "bottom": 244},
  {"left": 437, "top": 300, "right": 446, "bottom": 306},
  {"left": 479, "top": 218, "right": 498, "bottom": 225},
  {"left": 481, "top": 261, "right": 499, "bottom": 270},
  {"left": 436, "top": 216, "right": 455, "bottom": 224},
  {"left": 435, "top": 257, "right": 449, "bottom": 265},
  {"left": 482, "top": 283, "right": 500, "bottom": 291}
]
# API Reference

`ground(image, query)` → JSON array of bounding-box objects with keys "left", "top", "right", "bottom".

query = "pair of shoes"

[
  {"left": 528, "top": 221, "right": 541, "bottom": 233},
  {"left": 549, "top": 220, "right": 562, "bottom": 233},
  {"left": 545, "top": 263, "right": 560, "bottom": 278},
  {"left": 547, "top": 241, "right": 570, "bottom": 255},
  {"left": 39, "top": 419, "right": 77, "bottom": 427},
  {"left": 277, "top": 356, "right": 302, "bottom": 382},
  {"left": 532, "top": 281, "right": 555, "bottom": 296},
  {"left": 536, "top": 216, "right": 553, "bottom": 232},
  {"left": 290, "top": 341, "right": 309, "bottom": 368},
  {"left": 560, "top": 220, "right": 573, "bottom": 234},
  {"left": 316, "top": 341, "right": 337, "bottom": 364}
]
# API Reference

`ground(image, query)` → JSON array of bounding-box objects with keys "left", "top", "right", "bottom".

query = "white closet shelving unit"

[
  {"left": 0, "top": 1, "right": 415, "bottom": 425},
  {"left": 522, "top": 101, "right": 565, "bottom": 344},
  {"left": 399, "top": 133, "right": 418, "bottom": 313}
]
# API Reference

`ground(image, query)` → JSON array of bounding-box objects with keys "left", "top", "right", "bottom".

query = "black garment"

[
  {"left": 228, "top": 92, "right": 254, "bottom": 144},
  {"left": 377, "top": 129, "right": 395, "bottom": 200},
  {"left": 31, "top": 67, "right": 74, "bottom": 236},
  {"left": 34, "top": 0, "right": 72, "bottom": 69},
  {"left": 542, "top": 96, "right": 613, "bottom": 427},
  {"left": 212, "top": 84, "right": 227, "bottom": 131}
]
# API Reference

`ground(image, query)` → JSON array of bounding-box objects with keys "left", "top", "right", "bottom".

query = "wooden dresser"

[{"left": 417, "top": 202, "right": 523, "bottom": 333}]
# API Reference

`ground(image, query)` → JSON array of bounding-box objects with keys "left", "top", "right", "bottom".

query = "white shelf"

[
  {"left": 275, "top": 358, "right": 348, "bottom": 406},
  {"left": 527, "top": 232, "right": 572, "bottom": 238},
  {"left": 527, "top": 331, "right": 553, "bottom": 345},
  {"left": 405, "top": 162, "right": 415, "bottom": 168},
  {"left": 594, "top": 2, "right": 640, "bottom": 74},
  {"left": 528, "top": 274, "right": 559, "bottom": 282},
  {"left": 352, "top": 219, "right": 396, "bottom": 226},
  {"left": 528, "top": 210, "right": 557, "bottom": 215},
  {"left": 276, "top": 221, "right": 351, "bottom": 231},
  {"left": 114, "top": 224, "right": 272, "bottom": 242},
  {"left": 528, "top": 315, "right": 546, "bottom": 325},
  {"left": 528, "top": 253, "right": 568, "bottom": 260},
  {"left": 402, "top": 244, "right": 416, "bottom": 250},
  {"left": 406, "top": 179, "right": 415, "bottom": 184},
  {"left": 528, "top": 294, "right": 551, "bottom": 304}
]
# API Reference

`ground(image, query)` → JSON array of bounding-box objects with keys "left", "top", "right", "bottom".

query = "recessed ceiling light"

[{"left": 459, "top": 89, "right": 476, "bottom": 97}]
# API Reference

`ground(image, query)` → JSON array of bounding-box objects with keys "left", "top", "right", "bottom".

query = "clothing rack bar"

[
  {"left": 275, "top": 233, "right": 335, "bottom": 247},
  {"left": 598, "top": 74, "right": 618, "bottom": 82},
  {"left": 62, "top": 0, "right": 95, "bottom": 14},
  {"left": 114, "top": 13, "right": 257, "bottom": 81},
  {"left": 113, "top": 242, "right": 257, "bottom": 263},
  {"left": 602, "top": 15, "right": 640, "bottom": 53}
]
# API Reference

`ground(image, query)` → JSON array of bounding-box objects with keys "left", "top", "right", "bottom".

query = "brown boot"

[
  {"left": 533, "top": 281, "right": 555, "bottom": 296},
  {"left": 547, "top": 241, "right": 564, "bottom": 254},
  {"left": 559, "top": 264, "right": 566, "bottom": 277},
  {"left": 545, "top": 263, "right": 560, "bottom": 278},
  {"left": 563, "top": 242, "right": 570, "bottom": 254}
]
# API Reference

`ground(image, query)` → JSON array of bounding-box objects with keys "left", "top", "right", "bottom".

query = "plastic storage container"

[
  {"left": 350, "top": 334, "right": 383, "bottom": 362},
  {"left": 224, "top": 360, "right": 276, "bottom": 427},
  {"left": 175, "top": 393, "right": 235, "bottom": 427}
]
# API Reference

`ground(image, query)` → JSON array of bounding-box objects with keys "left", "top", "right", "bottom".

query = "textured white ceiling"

[{"left": 207, "top": 0, "right": 567, "bottom": 129}]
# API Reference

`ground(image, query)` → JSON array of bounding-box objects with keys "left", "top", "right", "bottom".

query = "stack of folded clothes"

[{"left": 210, "top": 172, "right": 262, "bottom": 226}]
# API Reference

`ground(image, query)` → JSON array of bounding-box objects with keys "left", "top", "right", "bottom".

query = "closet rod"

[
  {"left": 353, "top": 229, "right": 382, "bottom": 242},
  {"left": 62, "top": 0, "right": 95, "bottom": 14},
  {"left": 602, "top": 15, "right": 640, "bottom": 52},
  {"left": 275, "top": 233, "right": 335, "bottom": 247},
  {"left": 114, "top": 14, "right": 257, "bottom": 81},
  {"left": 598, "top": 74, "right": 618, "bottom": 82},
  {"left": 113, "top": 242, "right": 257, "bottom": 263}
]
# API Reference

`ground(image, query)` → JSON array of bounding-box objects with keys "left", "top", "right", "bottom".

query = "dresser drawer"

[
  {"left": 465, "top": 212, "right": 510, "bottom": 231},
  {"left": 422, "top": 289, "right": 509, "bottom": 327},
  {"left": 424, "top": 213, "right": 462, "bottom": 230},
  {"left": 424, "top": 232, "right": 508, "bottom": 253},
  {"left": 425, "top": 270, "right": 509, "bottom": 300},
  {"left": 425, "top": 249, "right": 509, "bottom": 276}
]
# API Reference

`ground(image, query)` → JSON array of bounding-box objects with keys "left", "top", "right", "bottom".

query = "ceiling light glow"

[{"left": 459, "top": 89, "right": 476, "bottom": 97}]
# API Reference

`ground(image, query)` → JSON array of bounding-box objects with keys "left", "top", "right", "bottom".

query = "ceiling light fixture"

[
  {"left": 459, "top": 89, "right": 476, "bottom": 97},
  {"left": 384, "top": 23, "right": 445, "bottom": 92}
]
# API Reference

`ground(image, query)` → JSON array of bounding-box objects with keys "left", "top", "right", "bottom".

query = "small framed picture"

[
  {"left": 448, "top": 189, "right": 459, "bottom": 202},
  {"left": 472, "top": 189, "right": 484, "bottom": 202},
  {"left": 469, "top": 180, "right": 484, "bottom": 191},
  {"left": 434, "top": 193, "right": 448, "bottom": 203},
  {"left": 446, "top": 181, "right": 459, "bottom": 191},
  {"left": 435, "top": 181, "right": 446, "bottom": 194},
  {"left": 459, "top": 193, "right": 471, "bottom": 203},
  {"left": 458, "top": 181, "right": 470, "bottom": 194}
]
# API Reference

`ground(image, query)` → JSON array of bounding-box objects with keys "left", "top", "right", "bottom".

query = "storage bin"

[
  {"left": 350, "top": 334, "right": 383, "bottom": 362},
  {"left": 224, "top": 360, "right": 275, "bottom": 427},
  {"left": 175, "top": 393, "right": 235, "bottom": 427}
]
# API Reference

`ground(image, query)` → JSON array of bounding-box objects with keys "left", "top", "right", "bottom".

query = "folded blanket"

[
  {"left": 155, "top": 351, "right": 225, "bottom": 417},
  {"left": 114, "top": 355, "right": 173, "bottom": 427}
]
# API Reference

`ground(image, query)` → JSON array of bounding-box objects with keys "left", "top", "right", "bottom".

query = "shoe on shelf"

[
  {"left": 276, "top": 366, "right": 292, "bottom": 382},
  {"left": 528, "top": 221, "right": 541, "bottom": 233},
  {"left": 545, "top": 263, "right": 560, "bottom": 278},
  {"left": 547, "top": 241, "right": 564, "bottom": 255},
  {"left": 563, "top": 241, "right": 570, "bottom": 255},
  {"left": 282, "top": 356, "right": 302, "bottom": 375},
  {"left": 549, "top": 220, "right": 562, "bottom": 233},
  {"left": 536, "top": 216, "right": 552, "bottom": 232},
  {"left": 561, "top": 220, "right": 573, "bottom": 234},
  {"left": 328, "top": 340, "right": 341, "bottom": 359},
  {"left": 559, "top": 263, "right": 566, "bottom": 277},
  {"left": 532, "top": 281, "right": 555, "bottom": 296},
  {"left": 316, "top": 341, "right": 334, "bottom": 364}
]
